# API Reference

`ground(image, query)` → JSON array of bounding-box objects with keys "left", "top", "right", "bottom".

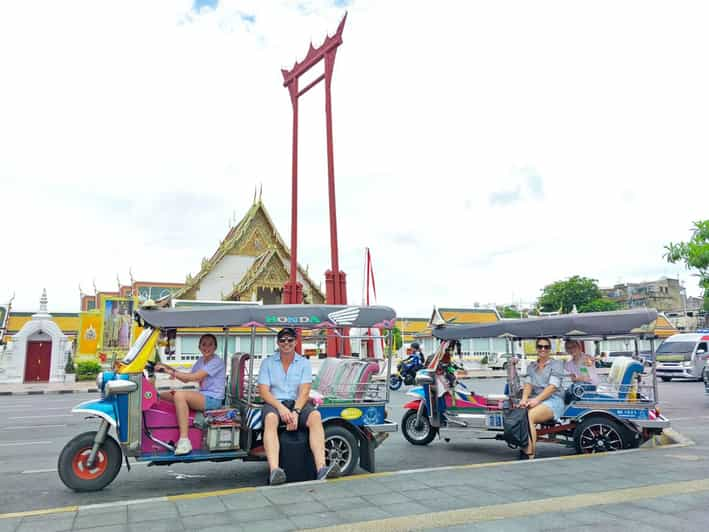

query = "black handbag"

[{"left": 502, "top": 408, "right": 530, "bottom": 449}]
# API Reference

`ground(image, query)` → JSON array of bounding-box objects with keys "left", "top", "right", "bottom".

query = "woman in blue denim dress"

[{"left": 519, "top": 338, "right": 565, "bottom": 459}]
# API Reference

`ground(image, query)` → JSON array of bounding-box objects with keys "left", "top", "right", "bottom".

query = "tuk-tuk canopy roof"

[
  {"left": 136, "top": 304, "right": 396, "bottom": 330},
  {"left": 433, "top": 308, "right": 659, "bottom": 341}
]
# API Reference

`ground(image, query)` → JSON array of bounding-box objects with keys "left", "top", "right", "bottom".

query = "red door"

[{"left": 25, "top": 341, "right": 52, "bottom": 382}]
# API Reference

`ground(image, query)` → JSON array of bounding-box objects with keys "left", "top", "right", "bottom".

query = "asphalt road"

[{"left": 0, "top": 378, "right": 707, "bottom": 514}]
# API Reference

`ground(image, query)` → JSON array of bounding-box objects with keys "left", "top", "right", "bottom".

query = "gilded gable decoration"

[{"left": 173, "top": 196, "right": 324, "bottom": 303}]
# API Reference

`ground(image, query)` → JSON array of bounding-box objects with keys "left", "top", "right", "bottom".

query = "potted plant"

[{"left": 64, "top": 352, "right": 76, "bottom": 384}]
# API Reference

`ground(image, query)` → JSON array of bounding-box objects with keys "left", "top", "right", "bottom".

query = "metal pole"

[
  {"left": 245, "top": 325, "right": 257, "bottom": 452},
  {"left": 222, "top": 326, "right": 229, "bottom": 402},
  {"left": 651, "top": 337, "right": 658, "bottom": 404}
]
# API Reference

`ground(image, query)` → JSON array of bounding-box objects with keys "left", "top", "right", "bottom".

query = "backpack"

[{"left": 502, "top": 408, "right": 530, "bottom": 449}]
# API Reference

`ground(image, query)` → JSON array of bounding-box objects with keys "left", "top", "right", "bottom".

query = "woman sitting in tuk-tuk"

[
  {"left": 518, "top": 337, "right": 565, "bottom": 459},
  {"left": 155, "top": 333, "right": 226, "bottom": 455}
]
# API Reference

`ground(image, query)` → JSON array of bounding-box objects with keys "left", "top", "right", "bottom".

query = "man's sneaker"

[
  {"left": 269, "top": 467, "right": 286, "bottom": 486},
  {"left": 316, "top": 462, "right": 339, "bottom": 480},
  {"left": 174, "top": 438, "right": 192, "bottom": 455}
]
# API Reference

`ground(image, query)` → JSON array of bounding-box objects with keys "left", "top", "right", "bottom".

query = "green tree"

[
  {"left": 498, "top": 306, "right": 521, "bottom": 318},
  {"left": 665, "top": 220, "right": 709, "bottom": 311},
  {"left": 389, "top": 327, "right": 403, "bottom": 352},
  {"left": 578, "top": 298, "right": 620, "bottom": 313},
  {"left": 539, "top": 276, "right": 613, "bottom": 314}
]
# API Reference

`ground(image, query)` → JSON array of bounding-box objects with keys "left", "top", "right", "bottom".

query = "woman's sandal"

[{"left": 518, "top": 451, "right": 534, "bottom": 460}]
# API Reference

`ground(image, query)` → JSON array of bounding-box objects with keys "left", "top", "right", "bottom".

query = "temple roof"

[{"left": 175, "top": 198, "right": 324, "bottom": 302}]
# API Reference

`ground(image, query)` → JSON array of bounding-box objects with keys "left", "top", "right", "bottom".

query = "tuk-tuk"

[
  {"left": 58, "top": 304, "right": 398, "bottom": 491},
  {"left": 401, "top": 309, "right": 670, "bottom": 454}
]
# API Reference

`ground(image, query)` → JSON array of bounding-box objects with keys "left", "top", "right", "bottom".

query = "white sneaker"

[{"left": 175, "top": 438, "right": 192, "bottom": 455}]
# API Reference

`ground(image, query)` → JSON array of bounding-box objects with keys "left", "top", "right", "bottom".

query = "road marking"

[
  {"left": 308, "top": 478, "right": 709, "bottom": 531},
  {"left": 167, "top": 486, "right": 257, "bottom": 501},
  {"left": 21, "top": 462, "right": 151, "bottom": 474},
  {"left": 0, "top": 506, "right": 78, "bottom": 519},
  {"left": 0, "top": 440, "right": 53, "bottom": 447},
  {"left": 1, "top": 406, "right": 70, "bottom": 411},
  {"left": 7, "top": 415, "right": 73, "bottom": 419},
  {"left": 1, "top": 424, "right": 67, "bottom": 430}
]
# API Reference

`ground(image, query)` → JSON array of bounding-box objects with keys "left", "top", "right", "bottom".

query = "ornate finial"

[
  {"left": 253, "top": 186, "right": 257, "bottom": 204},
  {"left": 129, "top": 267, "right": 135, "bottom": 285},
  {"left": 186, "top": 273, "right": 193, "bottom": 284},
  {"left": 116, "top": 274, "right": 121, "bottom": 292},
  {"left": 201, "top": 257, "right": 209, "bottom": 270},
  {"left": 40, "top": 288, "right": 48, "bottom": 313},
  {"left": 259, "top": 184, "right": 263, "bottom": 202},
  {"left": 92, "top": 278, "right": 97, "bottom": 295},
  {"left": 78, "top": 284, "right": 84, "bottom": 297}
]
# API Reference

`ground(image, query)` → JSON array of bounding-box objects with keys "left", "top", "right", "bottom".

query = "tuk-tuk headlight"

[{"left": 682, "top": 361, "right": 692, "bottom": 367}]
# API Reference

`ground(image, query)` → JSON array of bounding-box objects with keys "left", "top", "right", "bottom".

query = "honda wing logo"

[{"left": 327, "top": 307, "right": 360, "bottom": 326}]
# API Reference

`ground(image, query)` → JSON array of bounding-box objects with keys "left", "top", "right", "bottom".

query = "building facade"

[{"left": 601, "top": 278, "right": 684, "bottom": 312}]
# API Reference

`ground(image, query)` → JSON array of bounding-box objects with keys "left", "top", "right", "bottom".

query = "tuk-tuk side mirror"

[
  {"left": 415, "top": 370, "right": 434, "bottom": 386},
  {"left": 697, "top": 349, "right": 706, "bottom": 356},
  {"left": 105, "top": 379, "right": 138, "bottom": 397}
]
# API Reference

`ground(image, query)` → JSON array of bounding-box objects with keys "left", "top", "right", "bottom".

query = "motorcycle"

[{"left": 389, "top": 355, "right": 424, "bottom": 390}]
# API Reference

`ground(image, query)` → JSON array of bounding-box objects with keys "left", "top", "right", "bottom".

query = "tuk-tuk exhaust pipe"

[{"left": 86, "top": 420, "right": 110, "bottom": 468}]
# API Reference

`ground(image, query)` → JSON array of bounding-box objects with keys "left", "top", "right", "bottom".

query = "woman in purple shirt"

[{"left": 155, "top": 333, "right": 226, "bottom": 455}]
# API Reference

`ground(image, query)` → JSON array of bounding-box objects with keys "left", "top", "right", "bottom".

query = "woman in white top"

[{"left": 563, "top": 340, "right": 599, "bottom": 386}]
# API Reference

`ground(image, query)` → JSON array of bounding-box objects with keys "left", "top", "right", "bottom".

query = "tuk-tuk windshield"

[{"left": 121, "top": 328, "right": 154, "bottom": 365}]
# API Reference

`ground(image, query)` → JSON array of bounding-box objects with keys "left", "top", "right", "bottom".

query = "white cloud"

[{"left": 1, "top": 0, "right": 707, "bottom": 315}]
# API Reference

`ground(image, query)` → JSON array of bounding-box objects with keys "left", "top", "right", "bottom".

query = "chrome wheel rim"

[
  {"left": 405, "top": 414, "right": 432, "bottom": 442},
  {"left": 325, "top": 435, "right": 353, "bottom": 472},
  {"left": 579, "top": 423, "right": 623, "bottom": 453}
]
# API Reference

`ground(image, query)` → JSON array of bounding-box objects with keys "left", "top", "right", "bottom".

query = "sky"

[{"left": 1, "top": 0, "right": 707, "bottom": 316}]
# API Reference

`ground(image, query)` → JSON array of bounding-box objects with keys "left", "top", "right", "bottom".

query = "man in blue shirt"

[{"left": 258, "top": 327, "right": 332, "bottom": 485}]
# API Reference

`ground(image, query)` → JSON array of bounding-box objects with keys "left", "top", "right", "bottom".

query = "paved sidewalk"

[{"left": 2, "top": 442, "right": 707, "bottom": 532}]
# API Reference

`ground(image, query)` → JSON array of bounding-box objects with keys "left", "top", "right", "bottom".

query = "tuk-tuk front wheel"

[
  {"left": 401, "top": 409, "right": 436, "bottom": 445},
  {"left": 58, "top": 431, "right": 122, "bottom": 492},
  {"left": 324, "top": 425, "right": 358, "bottom": 477},
  {"left": 574, "top": 416, "right": 629, "bottom": 454}
]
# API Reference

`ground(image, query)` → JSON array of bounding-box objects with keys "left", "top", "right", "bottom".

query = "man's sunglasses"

[
  {"left": 278, "top": 337, "right": 296, "bottom": 343},
  {"left": 536, "top": 344, "right": 551, "bottom": 350}
]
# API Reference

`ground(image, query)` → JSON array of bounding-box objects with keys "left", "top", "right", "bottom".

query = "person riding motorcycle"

[
  {"left": 403, "top": 342, "right": 425, "bottom": 373},
  {"left": 390, "top": 342, "right": 426, "bottom": 389}
]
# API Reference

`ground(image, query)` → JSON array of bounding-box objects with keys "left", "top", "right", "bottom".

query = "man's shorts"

[{"left": 262, "top": 400, "right": 316, "bottom": 427}]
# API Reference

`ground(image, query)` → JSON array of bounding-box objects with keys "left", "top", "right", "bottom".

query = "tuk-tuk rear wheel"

[
  {"left": 324, "top": 425, "right": 358, "bottom": 477},
  {"left": 58, "top": 431, "right": 122, "bottom": 492},
  {"left": 574, "top": 416, "right": 629, "bottom": 454}
]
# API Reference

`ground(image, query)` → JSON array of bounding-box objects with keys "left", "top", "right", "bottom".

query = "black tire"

[
  {"left": 661, "top": 377, "right": 672, "bottom": 382},
  {"left": 401, "top": 409, "right": 437, "bottom": 446},
  {"left": 574, "top": 416, "right": 632, "bottom": 454},
  {"left": 324, "top": 425, "right": 358, "bottom": 477},
  {"left": 58, "top": 431, "right": 122, "bottom": 492},
  {"left": 502, "top": 362, "right": 508, "bottom": 371},
  {"left": 389, "top": 375, "right": 403, "bottom": 391}
]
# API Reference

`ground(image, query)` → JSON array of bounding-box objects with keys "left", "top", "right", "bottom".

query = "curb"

[
  {"left": 641, "top": 427, "right": 695, "bottom": 448},
  {"left": 0, "top": 386, "right": 198, "bottom": 396}
]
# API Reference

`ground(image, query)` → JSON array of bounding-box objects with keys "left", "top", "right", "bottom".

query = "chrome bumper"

[
  {"left": 365, "top": 420, "right": 398, "bottom": 433},
  {"left": 633, "top": 416, "right": 671, "bottom": 429}
]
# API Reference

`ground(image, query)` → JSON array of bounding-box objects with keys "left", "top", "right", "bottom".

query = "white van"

[{"left": 656, "top": 333, "right": 709, "bottom": 381}]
